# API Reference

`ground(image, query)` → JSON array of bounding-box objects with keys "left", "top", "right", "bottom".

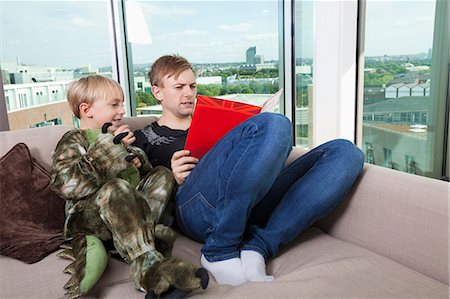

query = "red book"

[{"left": 185, "top": 89, "right": 283, "bottom": 159}]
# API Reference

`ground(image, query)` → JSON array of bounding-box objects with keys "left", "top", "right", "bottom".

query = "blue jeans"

[{"left": 175, "top": 113, "right": 364, "bottom": 262}]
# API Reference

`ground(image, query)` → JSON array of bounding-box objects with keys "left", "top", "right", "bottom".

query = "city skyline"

[{"left": 0, "top": 0, "right": 436, "bottom": 69}]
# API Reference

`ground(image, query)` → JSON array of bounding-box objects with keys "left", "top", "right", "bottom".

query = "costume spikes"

[
  {"left": 65, "top": 284, "right": 81, "bottom": 299},
  {"left": 57, "top": 249, "right": 75, "bottom": 261},
  {"left": 63, "top": 261, "right": 76, "bottom": 275},
  {"left": 60, "top": 243, "right": 73, "bottom": 250},
  {"left": 64, "top": 275, "right": 79, "bottom": 289}
]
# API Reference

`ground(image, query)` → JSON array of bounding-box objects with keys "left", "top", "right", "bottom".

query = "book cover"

[{"left": 185, "top": 89, "right": 283, "bottom": 159}]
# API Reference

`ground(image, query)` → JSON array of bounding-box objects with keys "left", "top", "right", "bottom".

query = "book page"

[{"left": 261, "top": 88, "right": 283, "bottom": 113}]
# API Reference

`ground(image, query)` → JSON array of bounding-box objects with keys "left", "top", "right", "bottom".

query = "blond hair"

[
  {"left": 66, "top": 75, "right": 123, "bottom": 118},
  {"left": 148, "top": 54, "right": 194, "bottom": 87}
]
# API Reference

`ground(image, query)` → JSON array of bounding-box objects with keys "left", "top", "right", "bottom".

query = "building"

[
  {"left": 197, "top": 76, "right": 222, "bottom": 85},
  {"left": 246, "top": 46, "right": 257, "bottom": 64},
  {"left": 385, "top": 81, "right": 430, "bottom": 98}
]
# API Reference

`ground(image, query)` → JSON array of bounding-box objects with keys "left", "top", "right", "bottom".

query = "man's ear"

[
  {"left": 79, "top": 102, "right": 93, "bottom": 118},
  {"left": 152, "top": 85, "right": 163, "bottom": 102}
]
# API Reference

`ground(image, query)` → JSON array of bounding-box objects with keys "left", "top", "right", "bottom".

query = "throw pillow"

[{"left": 0, "top": 142, "right": 65, "bottom": 263}]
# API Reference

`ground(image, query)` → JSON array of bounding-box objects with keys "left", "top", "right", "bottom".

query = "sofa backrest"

[{"left": 0, "top": 116, "right": 158, "bottom": 172}]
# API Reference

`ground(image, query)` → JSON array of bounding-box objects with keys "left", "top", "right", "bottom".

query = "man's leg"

[
  {"left": 242, "top": 139, "right": 364, "bottom": 264},
  {"left": 175, "top": 113, "right": 292, "bottom": 285}
]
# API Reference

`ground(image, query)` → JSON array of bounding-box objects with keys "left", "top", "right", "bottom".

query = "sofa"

[{"left": 0, "top": 116, "right": 448, "bottom": 299}]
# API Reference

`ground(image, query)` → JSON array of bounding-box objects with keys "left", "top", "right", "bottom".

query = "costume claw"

[
  {"left": 113, "top": 132, "right": 129, "bottom": 144},
  {"left": 160, "top": 288, "right": 192, "bottom": 298},
  {"left": 195, "top": 268, "right": 209, "bottom": 289},
  {"left": 102, "top": 122, "right": 113, "bottom": 133},
  {"left": 125, "top": 154, "right": 138, "bottom": 162},
  {"left": 145, "top": 289, "right": 155, "bottom": 299}
]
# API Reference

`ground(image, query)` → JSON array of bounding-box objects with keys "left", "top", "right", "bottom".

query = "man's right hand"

[{"left": 171, "top": 150, "right": 198, "bottom": 185}]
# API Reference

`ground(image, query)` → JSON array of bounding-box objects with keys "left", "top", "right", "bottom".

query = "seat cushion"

[{"left": 0, "top": 228, "right": 447, "bottom": 298}]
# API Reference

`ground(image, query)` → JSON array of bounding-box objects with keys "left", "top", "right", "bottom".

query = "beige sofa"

[{"left": 0, "top": 116, "right": 448, "bottom": 299}]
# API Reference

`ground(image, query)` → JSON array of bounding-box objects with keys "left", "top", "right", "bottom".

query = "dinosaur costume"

[{"left": 50, "top": 123, "right": 208, "bottom": 298}]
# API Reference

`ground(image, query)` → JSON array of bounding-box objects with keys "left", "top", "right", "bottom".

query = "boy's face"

[
  {"left": 153, "top": 68, "right": 197, "bottom": 119},
  {"left": 86, "top": 96, "right": 126, "bottom": 131}
]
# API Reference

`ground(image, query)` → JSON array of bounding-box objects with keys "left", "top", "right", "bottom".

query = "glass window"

[
  {"left": 362, "top": 0, "right": 449, "bottom": 179},
  {"left": 294, "top": 0, "right": 313, "bottom": 147},
  {"left": 1, "top": 1, "right": 114, "bottom": 130},
  {"left": 124, "top": 0, "right": 283, "bottom": 118}
]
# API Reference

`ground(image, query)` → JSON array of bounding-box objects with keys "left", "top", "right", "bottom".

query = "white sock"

[
  {"left": 201, "top": 254, "right": 246, "bottom": 286},
  {"left": 240, "top": 250, "right": 274, "bottom": 282}
]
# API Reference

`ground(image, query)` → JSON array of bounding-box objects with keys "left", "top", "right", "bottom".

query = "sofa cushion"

[
  {"left": 1, "top": 227, "right": 446, "bottom": 298},
  {"left": 0, "top": 143, "right": 65, "bottom": 263}
]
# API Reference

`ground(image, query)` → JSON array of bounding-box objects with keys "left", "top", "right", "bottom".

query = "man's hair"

[
  {"left": 66, "top": 75, "right": 123, "bottom": 118},
  {"left": 148, "top": 54, "right": 194, "bottom": 87}
]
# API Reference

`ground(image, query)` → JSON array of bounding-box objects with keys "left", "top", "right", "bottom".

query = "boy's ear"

[
  {"left": 152, "top": 85, "right": 163, "bottom": 102},
  {"left": 79, "top": 103, "right": 93, "bottom": 118}
]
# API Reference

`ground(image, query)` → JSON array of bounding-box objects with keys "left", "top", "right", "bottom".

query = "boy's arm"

[
  {"left": 50, "top": 129, "right": 130, "bottom": 201},
  {"left": 128, "top": 145, "right": 153, "bottom": 176}
]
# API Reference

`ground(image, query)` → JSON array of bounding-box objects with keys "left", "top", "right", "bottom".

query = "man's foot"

[
  {"left": 201, "top": 254, "right": 246, "bottom": 286},
  {"left": 240, "top": 250, "right": 274, "bottom": 282}
]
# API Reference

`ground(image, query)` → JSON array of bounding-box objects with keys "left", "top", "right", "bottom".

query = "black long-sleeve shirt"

[{"left": 133, "top": 121, "right": 188, "bottom": 169}]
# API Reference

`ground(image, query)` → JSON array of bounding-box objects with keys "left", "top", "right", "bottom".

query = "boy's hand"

[
  {"left": 113, "top": 125, "right": 136, "bottom": 146},
  {"left": 132, "top": 156, "right": 142, "bottom": 168},
  {"left": 171, "top": 150, "right": 198, "bottom": 185}
]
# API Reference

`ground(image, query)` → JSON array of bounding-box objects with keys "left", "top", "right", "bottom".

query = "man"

[{"left": 133, "top": 54, "right": 364, "bottom": 286}]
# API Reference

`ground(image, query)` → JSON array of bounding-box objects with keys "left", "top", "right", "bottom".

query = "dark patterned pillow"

[{"left": 0, "top": 143, "right": 65, "bottom": 263}]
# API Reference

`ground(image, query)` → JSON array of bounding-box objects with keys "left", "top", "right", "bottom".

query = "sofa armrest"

[{"left": 316, "top": 163, "right": 449, "bottom": 285}]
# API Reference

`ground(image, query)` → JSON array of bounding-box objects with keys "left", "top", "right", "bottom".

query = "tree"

[{"left": 135, "top": 91, "right": 159, "bottom": 107}]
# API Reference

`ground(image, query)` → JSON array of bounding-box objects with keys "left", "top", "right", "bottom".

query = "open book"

[{"left": 185, "top": 89, "right": 283, "bottom": 159}]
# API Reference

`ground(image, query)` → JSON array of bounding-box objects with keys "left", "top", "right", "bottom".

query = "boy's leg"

[
  {"left": 94, "top": 178, "right": 161, "bottom": 264},
  {"left": 136, "top": 165, "right": 176, "bottom": 224},
  {"left": 95, "top": 178, "right": 208, "bottom": 295},
  {"left": 175, "top": 113, "right": 292, "bottom": 284},
  {"left": 242, "top": 139, "right": 365, "bottom": 261}
]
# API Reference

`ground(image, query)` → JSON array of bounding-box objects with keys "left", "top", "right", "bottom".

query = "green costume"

[{"left": 50, "top": 124, "right": 208, "bottom": 298}]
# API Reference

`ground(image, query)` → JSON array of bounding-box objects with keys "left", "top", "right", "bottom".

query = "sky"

[{"left": 0, "top": 0, "right": 437, "bottom": 69}]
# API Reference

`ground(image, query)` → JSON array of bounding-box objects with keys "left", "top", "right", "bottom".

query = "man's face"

[{"left": 153, "top": 68, "right": 197, "bottom": 119}]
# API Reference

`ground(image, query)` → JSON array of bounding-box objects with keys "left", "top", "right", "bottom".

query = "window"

[
  {"left": 405, "top": 155, "right": 417, "bottom": 174},
  {"left": 365, "top": 142, "right": 374, "bottom": 164},
  {"left": 5, "top": 95, "right": 10, "bottom": 111},
  {"left": 1, "top": 1, "right": 114, "bottom": 130},
  {"left": 383, "top": 147, "right": 396, "bottom": 169},
  {"left": 361, "top": 0, "right": 449, "bottom": 179},
  {"left": 31, "top": 117, "right": 62, "bottom": 128},
  {"left": 294, "top": 0, "right": 314, "bottom": 147},
  {"left": 124, "top": 0, "right": 283, "bottom": 117}
]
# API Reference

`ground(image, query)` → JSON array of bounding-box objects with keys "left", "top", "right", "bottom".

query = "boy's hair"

[
  {"left": 148, "top": 55, "right": 194, "bottom": 87},
  {"left": 66, "top": 75, "right": 123, "bottom": 118}
]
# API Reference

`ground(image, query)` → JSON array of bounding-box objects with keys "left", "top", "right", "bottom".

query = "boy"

[
  {"left": 50, "top": 75, "right": 208, "bottom": 298},
  {"left": 133, "top": 55, "right": 364, "bottom": 286}
]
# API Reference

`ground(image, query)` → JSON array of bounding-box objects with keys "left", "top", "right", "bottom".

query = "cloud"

[
  {"left": 68, "top": 17, "right": 95, "bottom": 27},
  {"left": 219, "top": 21, "right": 254, "bottom": 32},
  {"left": 142, "top": 4, "right": 196, "bottom": 17},
  {"left": 184, "top": 29, "right": 208, "bottom": 36}
]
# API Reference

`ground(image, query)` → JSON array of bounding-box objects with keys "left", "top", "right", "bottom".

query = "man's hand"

[
  {"left": 171, "top": 150, "right": 198, "bottom": 185},
  {"left": 113, "top": 125, "right": 136, "bottom": 146}
]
